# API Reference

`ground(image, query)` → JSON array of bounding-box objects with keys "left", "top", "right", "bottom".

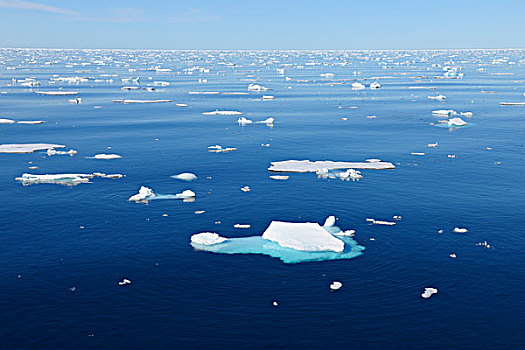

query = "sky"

[{"left": 0, "top": 0, "right": 523, "bottom": 50}]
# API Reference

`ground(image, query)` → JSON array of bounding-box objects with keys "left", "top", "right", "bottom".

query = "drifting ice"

[
  {"left": 190, "top": 217, "right": 365, "bottom": 263},
  {"left": 0, "top": 143, "right": 65, "bottom": 154},
  {"left": 171, "top": 173, "right": 197, "bottom": 181},
  {"left": 129, "top": 186, "right": 195, "bottom": 202},
  {"left": 268, "top": 160, "right": 395, "bottom": 172}
]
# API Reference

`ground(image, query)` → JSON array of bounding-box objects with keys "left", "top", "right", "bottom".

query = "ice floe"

[
  {"left": 269, "top": 175, "right": 289, "bottom": 180},
  {"left": 268, "top": 160, "right": 395, "bottom": 172},
  {"left": 191, "top": 217, "right": 365, "bottom": 263},
  {"left": 47, "top": 148, "right": 77, "bottom": 156},
  {"left": 35, "top": 91, "right": 78, "bottom": 96},
  {"left": 428, "top": 95, "right": 446, "bottom": 100},
  {"left": 208, "top": 145, "right": 237, "bottom": 153},
  {"left": 454, "top": 227, "right": 468, "bottom": 233},
  {"left": 421, "top": 287, "right": 438, "bottom": 299},
  {"left": 91, "top": 153, "right": 122, "bottom": 159},
  {"left": 316, "top": 168, "right": 363, "bottom": 181},
  {"left": 448, "top": 117, "right": 468, "bottom": 127},
  {"left": 203, "top": 110, "right": 243, "bottom": 116},
  {"left": 171, "top": 173, "right": 197, "bottom": 181},
  {"left": 351, "top": 82, "right": 365, "bottom": 90},
  {"left": 191, "top": 232, "right": 228, "bottom": 245},
  {"left": 15, "top": 172, "right": 123, "bottom": 185},
  {"left": 0, "top": 118, "right": 15, "bottom": 124},
  {"left": 237, "top": 117, "right": 253, "bottom": 125},
  {"left": 330, "top": 281, "right": 343, "bottom": 291},
  {"left": 129, "top": 186, "right": 195, "bottom": 202},
  {"left": 0, "top": 143, "right": 65, "bottom": 154}
]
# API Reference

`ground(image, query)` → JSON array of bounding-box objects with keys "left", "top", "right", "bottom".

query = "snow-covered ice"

[{"left": 268, "top": 160, "right": 395, "bottom": 172}]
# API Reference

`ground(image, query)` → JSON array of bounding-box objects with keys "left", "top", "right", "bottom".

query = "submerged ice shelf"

[{"left": 190, "top": 217, "right": 365, "bottom": 263}]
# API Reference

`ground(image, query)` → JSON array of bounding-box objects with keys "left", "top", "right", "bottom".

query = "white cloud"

[{"left": 0, "top": 0, "right": 79, "bottom": 16}]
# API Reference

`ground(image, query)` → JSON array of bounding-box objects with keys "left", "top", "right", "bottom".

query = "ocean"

[{"left": 0, "top": 49, "right": 523, "bottom": 349}]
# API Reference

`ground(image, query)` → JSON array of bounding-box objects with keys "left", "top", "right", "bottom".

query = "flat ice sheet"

[
  {"left": 0, "top": 143, "right": 65, "bottom": 153},
  {"left": 268, "top": 160, "right": 395, "bottom": 172},
  {"left": 262, "top": 221, "right": 344, "bottom": 252}
]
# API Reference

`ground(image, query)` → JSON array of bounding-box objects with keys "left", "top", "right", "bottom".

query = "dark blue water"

[{"left": 0, "top": 49, "right": 524, "bottom": 349}]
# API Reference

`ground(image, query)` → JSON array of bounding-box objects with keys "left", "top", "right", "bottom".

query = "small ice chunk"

[
  {"left": 366, "top": 159, "right": 382, "bottom": 163},
  {"left": 118, "top": 278, "right": 131, "bottom": 286},
  {"left": 432, "top": 109, "right": 457, "bottom": 116},
  {"left": 175, "top": 103, "right": 188, "bottom": 107},
  {"left": 454, "top": 227, "right": 468, "bottom": 233},
  {"left": 450, "top": 253, "right": 457, "bottom": 258},
  {"left": 256, "top": 117, "right": 275, "bottom": 125},
  {"left": 203, "top": 110, "right": 243, "bottom": 116},
  {"left": 191, "top": 232, "right": 228, "bottom": 245},
  {"left": 0, "top": 118, "right": 15, "bottom": 124},
  {"left": 122, "top": 99, "right": 172, "bottom": 104},
  {"left": 448, "top": 117, "right": 467, "bottom": 127},
  {"left": 370, "top": 82, "right": 381, "bottom": 89},
  {"left": 171, "top": 173, "right": 197, "bottom": 181},
  {"left": 411, "top": 152, "right": 425, "bottom": 156},
  {"left": 335, "top": 230, "right": 355, "bottom": 237},
  {"left": 323, "top": 216, "right": 336, "bottom": 227},
  {"left": 241, "top": 186, "right": 251, "bottom": 192},
  {"left": 330, "top": 281, "right": 343, "bottom": 291},
  {"left": 234, "top": 224, "right": 251, "bottom": 229},
  {"left": 208, "top": 145, "right": 237, "bottom": 153},
  {"left": 47, "top": 149, "right": 77, "bottom": 156},
  {"left": 428, "top": 143, "right": 438, "bottom": 148},
  {"left": 421, "top": 287, "right": 438, "bottom": 299},
  {"left": 351, "top": 82, "right": 365, "bottom": 90},
  {"left": 367, "top": 219, "right": 396, "bottom": 226},
  {"left": 269, "top": 175, "right": 289, "bottom": 180},
  {"left": 428, "top": 95, "right": 446, "bottom": 100},
  {"left": 129, "top": 186, "right": 155, "bottom": 201},
  {"left": 237, "top": 117, "right": 253, "bottom": 125},
  {"left": 272, "top": 301, "right": 279, "bottom": 307},
  {"left": 262, "top": 95, "right": 275, "bottom": 100},
  {"left": 93, "top": 153, "right": 121, "bottom": 159}
]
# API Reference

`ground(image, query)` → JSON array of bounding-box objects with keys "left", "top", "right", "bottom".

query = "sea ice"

[
  {"left": 262, "top": 221, "right": 345, "bottom": 253},
  {"left": 191, "top": 232, "right": 228, "bottom": 245},
  {"left": 35, "top": 91, "right": 78, "bottom": 96},
  {"left": 15, "top": 173, "right": 93, "bottom": 185},
  {"left": 92, "top": 154, "right": 122, "bottom": 159},
  {"left": 428, "top": 95, "right": 447, "bottom": 100},
  {"left": 269, "top": 175, "right": 289, "bottom": 180},
  {"left": 171, "top": 173, "right": 197, "bottom": 181},
  {"left": 0, "top": 118, "right": 15, "bottom": 124},
  {"left": 47, "top": 149, "right": 77, "bottom": 156},
  {"left": 256, "top": 117, "right": 275, "bottom": 125},
  {"left": 351, "top": 82, "right": 365, "bottom": 90},
  {"left": 370, "top": 82, "right": 381, "bottom": 89},
  {"left": 448, "top": 117, "right": 467, "bottom": 127},
  {"left": 129, "top": 186, "right": 195, "bottom": 202},
  {"left": 208, "top": 145, "right": 237, "bottom": 153},
  {"left": 421, "top": 287, "right": 438, "bottom": 299},
  {"left": 203, "top": 110, "right": 243, "bottom": 116},
  {"left": 330, "top": 281, "right": 343, "bottom": 291},
  {"left": 237, "top": 117, "right": 253, "bottom": 125},
  {"left": 268, "top": 160, "right": 395, "bottom": 172},
  {"left": 0, "top": 143, "right": 66, "bottom": 154},
  {"left": 454, "top": 227, "right": 468, "bottom": 233}
]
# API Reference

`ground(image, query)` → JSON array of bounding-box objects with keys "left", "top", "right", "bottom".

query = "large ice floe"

[
  {"left": 0, "top": 143, "right": 65, "bottom": 154},
  {"left": 202, "top": 110, "right": 243, "bottom": 116},
  {"left": 15, "top": 173, "right": 123, "bottom": 186},
  {"left": 190, "top": 216, "right": 364, "bottom": 263},
  {"left": 129, "top": 186, "right": 195, "bottom": 203},
  {"left": 268, "top": 160, "right": 395, "bottom": 172}
]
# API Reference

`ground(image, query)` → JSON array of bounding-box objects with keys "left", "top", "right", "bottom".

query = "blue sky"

[{"left": 0, "top": 0, "right": 523, "bottom": 49}]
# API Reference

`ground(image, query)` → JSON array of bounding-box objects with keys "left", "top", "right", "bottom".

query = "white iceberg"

[
  {"left": 190, "top": 217, "right": 365, "bottom": 264},
  {"left": 0, "top": 143, "right": 65, "bottom": 154},
  {"left": 0, "top": 118, "right": 15, "bottom": 124},
  {"left": 370, "top": 82, "right": 381, "bottom": 89},
  {"left": 262, "top": 221, "right": 344, "bottom": 253},
  {"left": 268, "top": 160, "right": 395, "bottom": 172},
  {"left": 454, "top": 227, "right": 468, "bottom": 233},
  {"left": 129, "top": 186, "right": 155, "bottom": 201},
  {"left": 432, "top": 109, "right": 457, "bottom": 116},
  {"left": 351, "top": 82, "right": 365, "bottom": 90},
  {"left": 171, "top": 173, "right": 197, "bottom": 181},
  {"left": 248, "top": 83, "right": 269, "bottom": 91}
]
